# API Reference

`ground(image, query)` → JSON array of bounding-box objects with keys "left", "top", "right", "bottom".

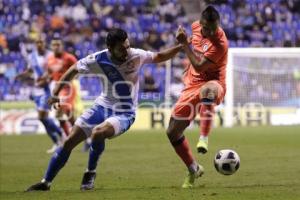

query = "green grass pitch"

[{"left": 1, "top": 126, "right": 300, "bottom": 200}]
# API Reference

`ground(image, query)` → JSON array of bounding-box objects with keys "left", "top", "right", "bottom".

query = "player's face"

[
  {"left": 110, "top": 39, "right": 130, "bottom": 63},
  {"left": 36, "top": 39, "right": 45, "bottom": 51},
  {"left": 200, "top": 19, "right": 219, "bottom": 38},
  {"left": 51, "top": 40, "right": 64, "bottom": 55}
]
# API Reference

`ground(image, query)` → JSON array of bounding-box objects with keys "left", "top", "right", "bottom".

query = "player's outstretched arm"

[
  {"left": 36, "top": 72, "right": 51, "bottom": 87},
  {"left": 176, "top": 26, "right": 213, "bottom": 73},
  {"left": 48, "top": 64, "right": 78, "bottom": 106},
  {"left": 15, "top": 68, "right": 33, "bottom": 81},
  {"left": 152, "top": 44, "right": 183, "bottom": 63}
]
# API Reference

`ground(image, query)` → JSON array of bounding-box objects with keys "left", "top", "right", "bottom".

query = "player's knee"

[
  {"left": 207, "top": 89, "right": 216, "bottom": 100},
  {"left": 63, "top": 125, "right": 88, "bottom": 151},
  {"left": 91, "top": 125, "right": 113, "bottom": 141},
  {"left": 166, "top": 126, "right": 180, "bottom": 142},
  {"left": 38, "top": 111, "right": 48, "bottom": 120},
  {"left": 200, "top": 87, "right": 216, "bottom": 101},
  {"left": 166, "top": 126, "right": 173, "bottom": 138},
  {"left": 166, "top": 118, "right": 188, "bottom": 142}
]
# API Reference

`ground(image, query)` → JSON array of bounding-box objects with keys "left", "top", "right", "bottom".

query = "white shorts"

[{"left": 75, "top": 104, "right": 135, "bottom": 138}]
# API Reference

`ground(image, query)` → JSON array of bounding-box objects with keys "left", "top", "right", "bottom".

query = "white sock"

[
  {"left": 199, "top": 135, "right": 208, "bottom": 142},
  {"left": 41, "top": 179, "right": 51, "bottom": 186},
  {"left": 86, "top": 169, "right": 96, "bottom": 173}
]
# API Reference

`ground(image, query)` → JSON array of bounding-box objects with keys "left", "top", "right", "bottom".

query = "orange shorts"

[
  {"left": 58, "top": 82, "right": 76, "bottom": 113},
  {"left": 172, "top": 80, "right": 225, "bottom": 121}
]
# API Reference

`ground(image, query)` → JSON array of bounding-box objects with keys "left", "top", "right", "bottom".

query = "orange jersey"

[
  {"left": 47, "top": 52, "right": 77, "bottom": 81},
  {"left": 183, "top": 21, "right": 228, "bottom": 91}
]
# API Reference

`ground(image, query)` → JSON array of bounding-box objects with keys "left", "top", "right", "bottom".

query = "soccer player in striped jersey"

[
  {"left": 26, "top": 28, "right": 183, "bottom": 191},
  {"left": 16, "top": 36, "right": 63, "bottom": 153}
]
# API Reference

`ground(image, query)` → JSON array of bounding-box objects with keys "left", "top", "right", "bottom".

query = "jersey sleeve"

[
  {"left": 191, "top": 20, "right": 200, "bottom": 31},
  {"left": 134, "top": 48, "right": 155, "bottom": 65},
  {"left": 76, "top": 53, "right": 97, "bottom": 74}
]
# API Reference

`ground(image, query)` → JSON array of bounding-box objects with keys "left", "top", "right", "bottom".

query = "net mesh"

[{"left": 232, "top": 51, "right": 300, "bottom": 107}]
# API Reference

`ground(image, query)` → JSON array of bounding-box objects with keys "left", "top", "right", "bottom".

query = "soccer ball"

[{"left": 214, "top": 149, "right": 240, "bottom": 175}]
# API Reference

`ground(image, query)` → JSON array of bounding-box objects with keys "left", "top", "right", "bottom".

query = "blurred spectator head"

[
  {"left": 35, "top": 34, "right": 46, "bottom": 52},
  {"left": 0, "top": 33, "right": 7, "bottom": 49},
  {"left": 142, "top": 68, "right": 159, "bottom": 93}
]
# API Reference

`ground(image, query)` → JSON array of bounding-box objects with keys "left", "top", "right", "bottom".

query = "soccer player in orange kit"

[
  {"left": 46, "top": 37, "right": 79, "bottom": 137},
  {"left": 167, "top": 6, "right": 228, "bottom": 188}
]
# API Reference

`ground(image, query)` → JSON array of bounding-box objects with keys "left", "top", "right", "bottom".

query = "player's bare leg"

[
  {"left": 167, "top": 117, "right": 204, "bottom": 188},
  {"left": 67, "top": 109, "right": 76, "bottom": 125},
  {"left": 56, "top": 106, "right": 73, "bottom": 137},
  {"left": 80, "top": 122, "right": 115, "bottom": 191},
  {"left": 26, "top": 126, "right": 87, "bottom": 191},
  {"left": 38, "top": 110, "right": 63, "bottom": 153},
  {"left": 197, "top": 81, "right": 222, "bottom": 154}
]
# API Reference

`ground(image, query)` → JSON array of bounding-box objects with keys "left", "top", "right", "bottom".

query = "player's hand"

[
  {"left": 36, "top": 76, "right": 49, "bottom": 87},
  {"left": 176, "top": 26, "right": 188, "bottom": 45},
  {"left": 47, "top": 96, "right": 60, "bottom": 109}
]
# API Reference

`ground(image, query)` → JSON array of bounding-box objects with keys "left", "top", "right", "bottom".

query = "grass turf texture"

[{"left": 1, "top": 126, "right": 300, "bottom": 200}]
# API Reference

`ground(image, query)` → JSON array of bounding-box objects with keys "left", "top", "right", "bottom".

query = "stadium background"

[
  {"left": 0, "top": 1, "right": 300, "bottom": 200},
  {"left": 1, "top": 0, "right": 300, "bottom": 134}
]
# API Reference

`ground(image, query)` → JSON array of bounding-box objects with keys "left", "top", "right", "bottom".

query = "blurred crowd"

[
  {"left": 209, "top": 0, "right": 300, "bottom": 47},
  {"left": 0, "top": 0, "right": 299, "bottom": 103},
  {"left": 235, "top": 71, "right": 300, "bottom": 107}
]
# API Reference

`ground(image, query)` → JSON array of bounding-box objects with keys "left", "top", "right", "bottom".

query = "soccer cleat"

[
  {"left": 182, "top": 164, "right": 204, "bottom": 189},
  {"left": 80, "top": 171, "right": 96, "bottom": 190},
  {"left": 26, "top": 181, "right": 50, "bottom": 192},
  {"left": 196, "top": 139, "right": 208, "bottom": 154}
]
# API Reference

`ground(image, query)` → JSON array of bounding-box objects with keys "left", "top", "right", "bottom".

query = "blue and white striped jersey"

[
  {"left": 27, "top": 50, "right": 51, "bottom": 96},
  {"left": 76, "top": 48, "right": 154, "bottom": 112}
]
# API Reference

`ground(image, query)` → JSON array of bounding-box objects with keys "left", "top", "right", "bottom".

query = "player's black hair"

[
  {"left": 201, "top": 5, "right": 220, "bottom": 22},
  {"left": 106, "top": 28, "right": 128, "bottom": 48}
]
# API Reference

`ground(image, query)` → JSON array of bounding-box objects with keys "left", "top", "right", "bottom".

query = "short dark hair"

[
  {"left": 201, "top": 5, "right": 220, "bottom": 22},
  {"left": 106, "top": 28, "right": 128, "bottom": 48}
]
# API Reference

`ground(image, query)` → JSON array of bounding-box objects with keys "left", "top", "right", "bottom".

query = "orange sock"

[
  {"left": 200, "top": 104, "right": 214, "bottom": 137},
  {"left": 171, "top": 136, "right": 195, "bottom": 167}
]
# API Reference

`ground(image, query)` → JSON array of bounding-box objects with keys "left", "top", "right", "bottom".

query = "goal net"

[{"left": 225, "top": 48, "right": 300, "bottom": 127}]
